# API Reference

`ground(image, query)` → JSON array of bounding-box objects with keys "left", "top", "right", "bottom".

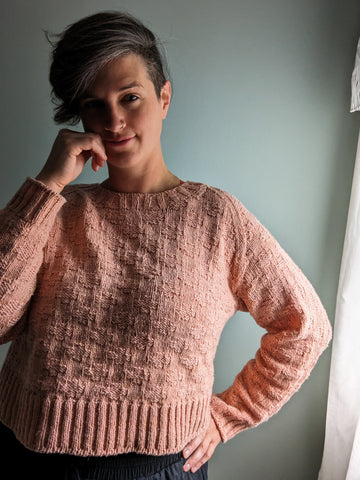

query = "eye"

[
  {"left": 123, "top": 94, "right": 139, "bottom": 103},
  {"left": 80, "top": 100, "right": 104, "bottom": 110}
]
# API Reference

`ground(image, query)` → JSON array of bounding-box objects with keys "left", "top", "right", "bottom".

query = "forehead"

[{"left": 87, "top": 54, "right": 152, "bottom": 94}]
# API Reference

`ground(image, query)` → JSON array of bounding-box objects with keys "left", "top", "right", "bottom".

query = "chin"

[{"left": 107, "top": 154, "right": 140, "bottom": 169}]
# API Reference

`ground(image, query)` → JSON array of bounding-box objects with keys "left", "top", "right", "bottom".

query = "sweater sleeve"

[
  {"left": 0, "top": 177, "right": 66, "bottom": 343},
  {"left": 210, "top": 194, "right": 332, "bottom": 442}
]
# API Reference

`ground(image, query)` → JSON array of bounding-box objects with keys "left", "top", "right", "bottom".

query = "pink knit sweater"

[{"left": 0, "top": 177, "right": 331, "bottom": 456}]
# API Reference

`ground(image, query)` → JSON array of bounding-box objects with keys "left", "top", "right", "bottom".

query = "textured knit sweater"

[{"left": 0, "top": 177, "right": 331, "bottom": 456}]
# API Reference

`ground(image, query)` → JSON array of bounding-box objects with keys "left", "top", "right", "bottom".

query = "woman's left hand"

[{"left": 182, "top": 417, "right": 221, "bottom": 473}]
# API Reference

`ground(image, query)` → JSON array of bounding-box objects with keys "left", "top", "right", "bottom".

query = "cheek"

[
  {"left": 81, "top": 113, "right": 100, "bottom": 133},
  {"left": 135, "top": 104, "right": 163, "bottom": 138}
]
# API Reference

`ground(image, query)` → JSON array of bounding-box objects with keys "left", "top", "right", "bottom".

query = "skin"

[
  {"left": 182, "top": 418, "right": 221, "bottom": 473},
  {"left": 36, "top": 53, "right": 221, "bottom": 472},
  {"left": 37, "top": 54, "right": 178, "bottom": 193}
]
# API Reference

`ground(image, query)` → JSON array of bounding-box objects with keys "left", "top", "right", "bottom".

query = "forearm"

[
  {"left": 210, "top": 194, "right": 332, "bottom": 442},
  {"left": 0, "top": 178, "right": 65, "bottom": 341}
]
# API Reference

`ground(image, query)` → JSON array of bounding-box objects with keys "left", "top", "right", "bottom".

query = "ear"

[{"left": 160, "top": 81, "right": 172, "bottom": 119}]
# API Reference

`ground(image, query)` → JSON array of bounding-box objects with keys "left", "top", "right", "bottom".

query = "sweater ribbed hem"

[{"left": 0, "top": 370, "right": 210, "bottom": 456}]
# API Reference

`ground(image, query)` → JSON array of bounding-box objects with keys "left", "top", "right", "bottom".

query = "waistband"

[
  {"left": 65, "top": 451, "right": 184, "bottom": 479},
  {"left": 0, "top": 421, "right": 185, "bottom": 480}
]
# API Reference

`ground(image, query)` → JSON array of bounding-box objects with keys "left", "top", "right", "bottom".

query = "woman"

[{"left": 0, "top": 11, "right": 331, "bottom": 480}]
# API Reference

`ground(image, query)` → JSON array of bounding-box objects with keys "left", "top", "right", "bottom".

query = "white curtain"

[{"left": 318, "top": 38, "right": 360, "bottom": 480}]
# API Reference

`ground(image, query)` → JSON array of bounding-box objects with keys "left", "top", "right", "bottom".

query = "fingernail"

[
  {"left": 184, "top": 463, "right": 190, "bottom": 472},
  {"left": 183, "top": 449, "right": 190, "bottom": 458}
]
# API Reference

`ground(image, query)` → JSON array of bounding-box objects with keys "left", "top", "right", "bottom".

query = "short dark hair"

[{"left": 47, "top": 11, "right": 170, "bottom": 125}]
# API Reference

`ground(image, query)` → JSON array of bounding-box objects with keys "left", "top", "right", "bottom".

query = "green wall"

[{"left": 1, "top": 0, "right": 359, "bottom": 478}]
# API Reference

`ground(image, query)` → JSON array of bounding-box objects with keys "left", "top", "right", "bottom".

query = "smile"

[{"left": 105, "top": 136, "right": 135, "bottom": 146}]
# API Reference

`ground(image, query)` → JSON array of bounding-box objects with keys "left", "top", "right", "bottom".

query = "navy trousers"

[{"left": 0, "top": 422, "right": 208, "bottom": 479}]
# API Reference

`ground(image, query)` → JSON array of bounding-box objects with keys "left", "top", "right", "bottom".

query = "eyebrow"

[
  {"left": 118, "top": 81, "right": 144, "bottom": 91},
  {"left": 81, "top": 82, "right": 144, "bottom": 100}
]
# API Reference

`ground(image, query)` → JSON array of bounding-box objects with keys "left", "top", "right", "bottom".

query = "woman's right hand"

[{"left": 36, "top": 129, "right": 107, "bottom": 193}]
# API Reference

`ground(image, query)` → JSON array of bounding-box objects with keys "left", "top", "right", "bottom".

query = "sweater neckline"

[
  {"left": 84, "top": 180, "right": 204, "bottom": 210},
  {"left": 99, "top": 179, "right": 187, "bottom": 195}
]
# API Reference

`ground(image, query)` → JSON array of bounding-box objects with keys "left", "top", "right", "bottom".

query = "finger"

[
  {"left": 183, "top": 436, "right": 210, "bottom": 470},
  {"left": 184, "top": 440, "right": 215, "bottom": 473},
  {"left": 87, "top": 139, "right": 108, "bottom": 166},
  {"left": 70, "top": 132, "right": 107, "bottom": 164},
  {"left": 91, "top": 135, "right": 108, "bottom": 164},
  {"left": 183, "top": 434, "right": 204, "bottom": 459},
  {"left": 91, "top": 155, "right": 105, "bottom": 172},
  {"left": 77, "top": 136, "right": 106, "bottom": 173},
  {"left": 91, "top": 158, "right": 100, "bottom": 172},
  {"left": 183, "top": 444, "right": 209, "bottom": 473}
]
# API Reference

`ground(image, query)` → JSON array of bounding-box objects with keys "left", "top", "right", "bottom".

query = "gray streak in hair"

[{"left": 46, "top": 11, "right": 171, "bottom": 125}]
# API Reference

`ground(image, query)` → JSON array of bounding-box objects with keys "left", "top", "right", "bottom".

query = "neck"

[{"left": 105, "top": 159, "right": 180, "bottom": 194}]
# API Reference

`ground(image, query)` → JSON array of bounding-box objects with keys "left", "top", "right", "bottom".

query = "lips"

[{"left": 104, "top": 136, "right": 135, "bottom": 146}]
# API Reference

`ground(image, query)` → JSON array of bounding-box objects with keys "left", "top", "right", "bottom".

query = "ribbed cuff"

[
  {"left": 210, "top": 394, "right": 249, "bottom": 443},
  {"left": 6, "top": 177, "right": 66, "bottom": 224}
]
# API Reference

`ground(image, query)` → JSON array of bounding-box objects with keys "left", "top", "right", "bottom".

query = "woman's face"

[{"left": 79, "top": 54, "right": 171, "bottom": 172}]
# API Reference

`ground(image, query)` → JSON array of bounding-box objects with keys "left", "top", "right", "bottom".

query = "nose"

[{"left": 104, "top": 104, "right": 126, "bottom": 132}]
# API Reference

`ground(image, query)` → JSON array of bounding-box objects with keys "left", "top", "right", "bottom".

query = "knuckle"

[
  {"left": 58, "top": 128, "right": 69, "bottom": 137},
  {"left": 90, "top": 132, "right": 101, "bottom": 141}
]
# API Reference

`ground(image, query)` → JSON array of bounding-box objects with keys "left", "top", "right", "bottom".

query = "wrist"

[{"left": 35, "top": 173, "right": 65, "bottom": 194}]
